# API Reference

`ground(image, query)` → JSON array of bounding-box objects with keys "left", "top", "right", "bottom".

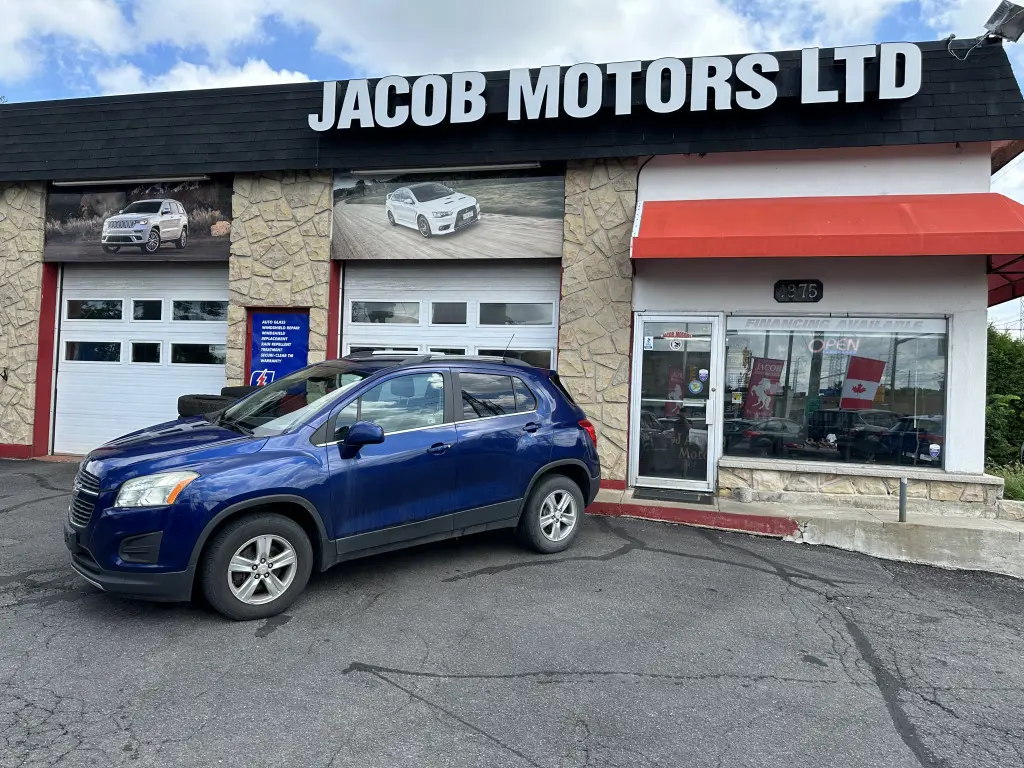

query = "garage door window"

[
  {"left": 479, "top": 303, "right": 553, "bottom": 326},
  {"left": 172, "top": 301, "right": 228, "bottom": 322},
  {"left": 351, "top": 301, "right": 420, "bottom": 325},
  {"left": 66, "top": 300, "right": 122, "bottom": 321},
  {"left": 478, "top": 349, "right": 553, "bottom": 369},
  {"left": 132, "top": 300, "right": 162, "bottom": 321},
  {"left": 65, "top": 341, "right": 121, "bottom": 362},
  {"left": 171, "top": 344, "right": 227, "bottom": 365},
  {"left": 131, "top": 342, "right": 161, "bottom": 364},
  {"left": 431, "top": 302, "right": 467, "bottom": 325}
]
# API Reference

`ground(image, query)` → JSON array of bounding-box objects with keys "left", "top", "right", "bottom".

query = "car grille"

[
  {"left": 454, "top": 206, "right": 477, "bottom": 230},
  {"left": 69, "top": 470, "right": 100, "bottom": 528},
  {"left": 108, "top": 220, "right": 134, "bottom": 229}
]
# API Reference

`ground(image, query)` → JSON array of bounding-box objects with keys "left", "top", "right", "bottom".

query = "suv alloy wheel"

[
  {"left": 516, "top": 475, "right": 584, "bottom": 554},
  {"left": 200, "top": 513, "right": 313, "bottom": 620},
  {"left": 142, "top": 228, "right": 161, "bottom": 253}
]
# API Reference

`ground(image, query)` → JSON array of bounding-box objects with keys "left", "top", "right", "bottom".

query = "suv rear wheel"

[
  {"left": 174, "top": 226, "right": 187, "bottom": 249},
  {"left": 200, "top": 513, "right": 313, "bottom": 621},
  {"left": 516, "top": 475, "right": 584, "bottom": 554}
]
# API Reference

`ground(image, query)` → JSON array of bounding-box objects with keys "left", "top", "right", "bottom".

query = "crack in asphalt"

[
  {"left": 14, "top": 471, "right": 72, "bottom": 494},
  {"left": 444, "top": 517, "right": 852, "bottom": 592},
  {"left": 0, "top": 492, "right": 67, "bottom": 517},
  {"left": 840, "top": 608, "right": 945, "bottom": 768},
  {"left": 341, "top": 661, "right": 838, "bottom": 687}
]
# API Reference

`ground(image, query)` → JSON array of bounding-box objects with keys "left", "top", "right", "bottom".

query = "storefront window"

[{"left": 724, "top": 317, "right": 947, "bottom": 468}]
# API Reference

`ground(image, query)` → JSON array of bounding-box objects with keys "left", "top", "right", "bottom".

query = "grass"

[{"left": 987, "top": 462, "right": 1024, "bottom": 501}]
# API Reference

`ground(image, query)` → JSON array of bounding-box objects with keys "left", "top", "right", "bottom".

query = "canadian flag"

[{"left": 840, "top": 356, "right": 886, "bottom": 410}]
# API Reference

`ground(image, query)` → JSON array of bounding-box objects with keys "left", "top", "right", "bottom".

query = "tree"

[{"left": 986, "top": 325, "right": 1024, "bottom": 465}]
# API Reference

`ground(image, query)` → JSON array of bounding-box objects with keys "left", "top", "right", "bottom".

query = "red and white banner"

[
  {"left": 840, "top": 356, "right": 886, "bottom": 410},
  {"left": 743, "top": 358, "right": 784, "bottom": 419},
  {"left": 666, "top": 368, "right": 685, "bottom": 418}
]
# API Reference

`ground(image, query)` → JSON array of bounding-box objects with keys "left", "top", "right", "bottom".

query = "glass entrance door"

[{"left": 629, "top": 315, "right": 723, "bottom": 492}]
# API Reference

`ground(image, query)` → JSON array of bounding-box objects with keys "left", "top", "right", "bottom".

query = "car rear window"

[{"left": 460, "top": 374, "right": 516, "bottom": 418}]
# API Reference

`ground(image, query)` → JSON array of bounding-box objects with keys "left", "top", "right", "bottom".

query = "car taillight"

[
  {"left": 579, "top": 420, "right": 597, "bottom": 447},
  {"left": 743, "top": 430, "right": 758, "bottom": 438}
]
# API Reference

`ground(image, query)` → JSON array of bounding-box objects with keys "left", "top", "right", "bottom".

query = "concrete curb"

[
  {"left": 587, "top": 500, "right": 1024, "bottom": 580},
  {"left": 788, "top": 517, "right": 1024, "bottom": 580}
]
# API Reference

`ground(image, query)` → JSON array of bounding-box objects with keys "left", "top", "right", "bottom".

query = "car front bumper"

[
  {"left": 64, "top": 521, "right": 194, "bottom": 602},
  {"left": 102, "top": 228, "right": 149, "bottom": 245}
]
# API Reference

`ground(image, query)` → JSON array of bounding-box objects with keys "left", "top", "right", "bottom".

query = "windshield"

[
  {"left": 219, "top": 364, "right": 369, "bottom": 436},
  {"left": 409, "top": 183, "right": 454, "bottom": 203},
  {"left": 122, "top": 201, "right": 163, "bottom": 214}
]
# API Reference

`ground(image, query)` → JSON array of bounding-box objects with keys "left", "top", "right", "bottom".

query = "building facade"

[{"left": 2, "top": 39, "right": 1024, "bottom": 517}]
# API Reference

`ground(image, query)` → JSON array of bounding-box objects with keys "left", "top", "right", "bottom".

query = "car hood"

[
  {"left": 83, "top": 416, "right": 267, "bottom": 488},
  {"left": 104, "top": 212, "right": 154, "bottom": 223},
  {"left": 419, "top": 193, "right": 476, "bottom": 212}
]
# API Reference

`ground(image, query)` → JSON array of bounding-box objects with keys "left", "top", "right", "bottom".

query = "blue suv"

[{"left": 63, "top": 355, "right": 601, "bottom": 620}]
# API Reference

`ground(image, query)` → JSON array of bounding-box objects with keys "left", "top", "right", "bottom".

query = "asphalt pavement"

[{"left": 2, "top": 459, "right": 1023, "bottom": 768}]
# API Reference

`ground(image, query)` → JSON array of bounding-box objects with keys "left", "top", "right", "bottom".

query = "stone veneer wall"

[
  {"left": 719, "top": 464, "right": 1005, "bottom": 518},
  {"left": 557, "top": 159, "right": 637, "bottom": 482},
  {"left": 0, "top": 183, "right": 46, "bottom": 447},
  {"left": 227, "top": 172, "right": 333, "bottom": 384}
]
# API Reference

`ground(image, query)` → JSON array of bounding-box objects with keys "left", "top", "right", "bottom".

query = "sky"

[{"left": 3, "top": 0, "right": 1024, "bottom": 325}]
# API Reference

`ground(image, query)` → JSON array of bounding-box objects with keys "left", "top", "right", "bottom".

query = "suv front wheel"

[
  {"left": 141, "top": 228, "right": 161, "bottom": 253},
  {"left": 516, "top": 475, "right": 584, "bottom": 554},
  {"left": 200, "top": 512, "right": 313, "bottom": 620}
]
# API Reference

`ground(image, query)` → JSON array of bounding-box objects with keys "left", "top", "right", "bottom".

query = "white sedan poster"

[{"left": 332, "top": 173, "right": 565, "bottom": 260}]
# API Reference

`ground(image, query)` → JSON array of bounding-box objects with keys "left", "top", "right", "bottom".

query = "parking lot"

[{"left": 2, "top": 459, "right": 1023, "bottom": 768}]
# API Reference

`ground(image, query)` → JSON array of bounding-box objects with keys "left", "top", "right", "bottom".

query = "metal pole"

[{"left": 899, "top": 477, "right": 908, "bottom": 522}]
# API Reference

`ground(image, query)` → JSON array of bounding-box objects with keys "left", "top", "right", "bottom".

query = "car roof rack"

[{"left": 341, "top": 352, "right": 538, "bottom": 368}]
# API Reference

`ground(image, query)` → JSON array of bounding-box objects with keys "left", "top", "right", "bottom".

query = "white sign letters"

[{"left": 309, "top": 43, "right": 924, "bottom": 131}]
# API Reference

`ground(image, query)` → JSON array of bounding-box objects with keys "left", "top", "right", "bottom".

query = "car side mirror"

[
  {"left": 339, "top": 420, "right": 384, "bottom": 458},
  {"left": 162, "top": 208, "right": 170, "bottom": 214}
]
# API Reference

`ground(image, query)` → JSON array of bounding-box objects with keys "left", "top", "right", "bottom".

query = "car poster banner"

[
  {"left": 743, "top": 358, "right": 784, "bottom": 419},
  {"left": 44, "top": 179, "right": 233, "bottom": 262},
  {"left": 249, "top": 310, "right": 310, "bottom": 387},
  {"left": 332, "top": 172, "right": 565, "bottom": 260}
]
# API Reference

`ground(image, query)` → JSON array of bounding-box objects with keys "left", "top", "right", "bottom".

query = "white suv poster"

[
  {"left": 44, "top": 179, "right": 233, "bottom": 262},
  {"left": 332, "top": 172, "right": 564, "bottom": 260}
]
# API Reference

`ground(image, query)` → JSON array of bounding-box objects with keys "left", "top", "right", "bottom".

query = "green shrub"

[{"left": 987, "top": 463, "right": 1024, "bottom": 501}]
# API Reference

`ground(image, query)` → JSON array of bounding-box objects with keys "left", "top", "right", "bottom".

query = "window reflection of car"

[
  {"left": 723, "top": 419, "right": 753, "bottom": 450},
  {"left": 102, "top": 199, "right": 188, "bottom": 254},
  {"left": 638, "top": 412, "right": 707, "bottom": 474},
  {"left": 730, "top": 418, "right": 804, "bottom": 457},
  {"left": 807, "top": 408, "right": 901, "bottom": 461},
  {"left": 385, "top": 183, "right": 481, "bottom": 238},
  {"left": 880, "top": 416, "right": 944, "bottom": 466}
]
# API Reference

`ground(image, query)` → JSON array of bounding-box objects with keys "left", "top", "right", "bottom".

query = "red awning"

[{"left": 630, "top": 193, "right": 1024, "bottom": 307}]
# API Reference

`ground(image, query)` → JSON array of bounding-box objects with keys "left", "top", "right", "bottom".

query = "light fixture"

[
  {"left": 986, "top": 0, "right": 1024, "bottom": 41},
  {"left": 349, "top": 162, "right": 541, "bottom": 177},
  {"left": 51, "top": 175, "right": 210, "bottom": 187}
]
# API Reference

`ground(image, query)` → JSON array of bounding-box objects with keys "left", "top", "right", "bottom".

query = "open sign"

[{"left": 808, "top": 337, "right": 860, "bottom": 355}]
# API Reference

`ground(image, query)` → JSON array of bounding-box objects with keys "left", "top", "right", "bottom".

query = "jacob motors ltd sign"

[{"left": 309, "top": 43, "right": 923, "bottom": 131}]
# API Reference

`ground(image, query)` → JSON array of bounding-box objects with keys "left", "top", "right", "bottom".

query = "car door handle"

[
  {"left": 524, "top": 422, "right": 541, "bottom": 433},
  {"left": 427, "top": 443, "right": 451, "bottom": 455}
]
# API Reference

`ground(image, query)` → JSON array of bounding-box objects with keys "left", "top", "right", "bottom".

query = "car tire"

[
  {"left": 416, "top": 215, "right": 432, "bottom": 238},
  {"left": 178, "top": 393, "right": 235, "bottom": 418},
  {"left": 387, "top": 210, "right": 396, "bottom": 226},
  {"left": 515, "top": 474, "right": 584, "bottom": 554},
  {"left": 102, "top": 245, "right": 120, "bottom": 254},
  {"left": 221, "top": 385, "right": 258, "bottom": 399},
  {"left": 141, "top": 228, "right": 161, "bottom": 253},
  {"left": 174, "top": 226, "right": 187, "bottom": 250},
  {"left": 200, "top": 513, "right": 313, "bottom": 621}
]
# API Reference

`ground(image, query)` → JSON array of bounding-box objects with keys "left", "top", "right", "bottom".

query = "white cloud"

[
  {"left": 94, "top": 59, "right": 310, "bottom": 95},
  {"left": 0, "top": 0, "right": 129, "bottom": 81}
]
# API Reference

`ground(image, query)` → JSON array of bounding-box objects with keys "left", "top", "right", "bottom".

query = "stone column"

[
  {"left": 558, "top": 159, "right": 637, "bottom": 483},
  {"left": 0, "top": 183, "right": 46, "bottom": 449},
  {"left": 227, "top": 172, "right": 333, "bottom": 385}
]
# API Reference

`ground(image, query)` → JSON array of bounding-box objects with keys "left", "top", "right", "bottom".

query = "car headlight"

[
  {"left": 432, "top": 211, "right": 454, "bottom": 218},
  {"left": 135, "top": 218, "right": 150, "bottom": 226},
  {"left": 116, "top": 471, "right": 198, "bottom": 508}
]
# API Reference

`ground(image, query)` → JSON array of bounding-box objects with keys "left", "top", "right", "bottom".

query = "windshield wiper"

[{"left": 212, "top": 411, "right": 254, "bottom": 436}]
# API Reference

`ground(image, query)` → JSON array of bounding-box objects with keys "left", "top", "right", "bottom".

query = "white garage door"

[
  {"left": 54, "top": 263, "right": 229, "bottom": 455},
  {"left": 342, "top": 261, "right": 561, "bottom": 368}
]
